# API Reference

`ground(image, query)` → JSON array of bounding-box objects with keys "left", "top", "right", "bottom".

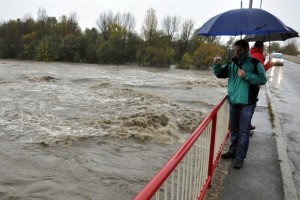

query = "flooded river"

[{"left": 0, "top": 60, "right": 226, "bottom": 200}]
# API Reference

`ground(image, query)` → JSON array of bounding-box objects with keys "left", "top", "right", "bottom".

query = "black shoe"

[
  {"left": 233, "top": 159, "right": 244, "bottom": 169},
  {"left": 249, "top": 131, "right": 254, "bottom": 136},
  {"left": 250, "top": 125, "right": 256, "bottom": 130},
  {"left": 221, "top": 151, "right": 235, "bottom": 159}
]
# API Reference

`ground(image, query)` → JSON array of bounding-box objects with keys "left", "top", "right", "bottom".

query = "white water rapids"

[{"left": 0, "top": 60, "right": 226, "bottom": 200}]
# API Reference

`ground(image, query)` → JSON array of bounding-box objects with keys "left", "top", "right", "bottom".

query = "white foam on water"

[{"left": 0, "top": 60, "right": 227, "bottom": 199}]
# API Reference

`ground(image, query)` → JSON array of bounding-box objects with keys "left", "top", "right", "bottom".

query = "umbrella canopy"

[
  {"left": 244, "top": 26, "right": 299, "bottom": 42},
  {"left": 196, "top": 8, "right": 290, "bottom": 36}
]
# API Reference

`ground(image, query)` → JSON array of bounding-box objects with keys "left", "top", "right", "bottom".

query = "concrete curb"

[
  {"left": 284, "top": 57, "right": 300, "bottom": 64},
  {"left": 265, "top": 82, "right": 299, "bottom": 200}
]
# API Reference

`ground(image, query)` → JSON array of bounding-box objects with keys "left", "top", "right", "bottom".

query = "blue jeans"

[{"left": 229, "top": 103, "right": 256, "bottom": 160}]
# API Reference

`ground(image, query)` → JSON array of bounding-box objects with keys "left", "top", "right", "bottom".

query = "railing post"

[
  {"left": 134, "top": 95, "right": 228, "bottom": 200},
  {"left": 207, "top": 114, "right": 217, "bottom": 187}
]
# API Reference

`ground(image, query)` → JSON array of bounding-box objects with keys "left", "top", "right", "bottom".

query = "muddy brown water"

[{"left": 0, "top": 60, "right": 226, "bottom": 200}]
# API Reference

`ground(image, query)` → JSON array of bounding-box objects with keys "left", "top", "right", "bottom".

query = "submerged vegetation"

[{"left": 0, "top": 8, "right": 299, "bottom": 68}]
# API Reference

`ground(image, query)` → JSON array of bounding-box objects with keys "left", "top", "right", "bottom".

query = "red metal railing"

[{"left": 134, "top": 94, "right": 229, "bottom": 200}]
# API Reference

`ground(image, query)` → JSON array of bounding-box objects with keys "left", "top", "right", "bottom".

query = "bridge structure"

[{"left": 134, "top": 95, "right": 230, "bottom": 200}]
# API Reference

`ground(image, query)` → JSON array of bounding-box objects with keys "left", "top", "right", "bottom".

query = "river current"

[{"left": 0, "top": 60, "right": 226, "bottom": 200}]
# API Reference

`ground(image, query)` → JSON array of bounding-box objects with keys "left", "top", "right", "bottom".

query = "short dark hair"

[
  {"left": 234, "top": 39, "right": 249, "bottom": 50},
  {"left": 254, "top": 41, "right": 264, "bottom": 48}
]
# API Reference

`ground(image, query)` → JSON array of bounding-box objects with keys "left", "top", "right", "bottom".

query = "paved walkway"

[{"left": 219, "top": 84, "right": 299, "bottom": 200}]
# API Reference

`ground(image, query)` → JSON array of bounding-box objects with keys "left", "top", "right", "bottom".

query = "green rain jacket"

[{"left": 212, "top": 52, "right": 267, "bottom": 105}]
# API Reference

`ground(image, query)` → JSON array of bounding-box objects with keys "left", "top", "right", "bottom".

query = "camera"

[
  {"left": 232, "top": 56, "right": 239, "bottom": 65},
  {"left": 214, "top": 56, "right": 222, "bottom": 63}
]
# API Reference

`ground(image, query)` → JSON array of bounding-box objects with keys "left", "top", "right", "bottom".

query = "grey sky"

[{"left": 1, "top": 0, "right": 299, "bottom": 46}]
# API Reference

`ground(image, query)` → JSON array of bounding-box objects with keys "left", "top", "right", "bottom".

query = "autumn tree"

[
  {"left": 95, "top": 11, "right": 138, "bottom": 64},
  {"left": 221, "top": 36, "right": 236, "bottom": 63},
  {"left": 35, "top": 35, "right": 60, "bottom": 61},
  {"left": 189, "top": 35, "right": 222, "bottom": 55},
  {"left": 96, "top": 23, "right": 128, "bottom": 63},
  {"left": 192, "top": 42, "right": 225, "bottom": 69},
  {"left": 20, "top": 30, "right": 38, "bottom": 59},
  {"left": 178, "top": 52, "right": 193, "bottom": 69}
]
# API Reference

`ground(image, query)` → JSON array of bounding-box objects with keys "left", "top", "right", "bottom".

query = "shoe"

[
  {"left": 249, "top": 131, "right": 254, "bottom": 136},
  {"left": 250, "top": 125, "right": 256, "bottom": 130},
  {"left": 221, "top": 151, "right": 235, "bottom": 159},
  {"left": 233, "top": 159, "right": 244, "bottom": 169}
]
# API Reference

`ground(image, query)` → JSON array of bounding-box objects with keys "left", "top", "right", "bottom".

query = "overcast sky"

[{"left": 1, "top": 0, "right": 299, "bottom": 46}]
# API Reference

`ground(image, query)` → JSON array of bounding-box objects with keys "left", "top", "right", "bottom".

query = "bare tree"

[
  {"left": 180, "top": 19, "right": 195, "bottom": 41},
  {"left": 141, "top": 7, "right": 158, "bottom": 45},
  {"left": 114, "top": 12, "right": 123, "bottom": 27},
  {"left": 122, "top": 12, "right": 136, "bottom": 32},
  {"left": 162, "top": 16, "right": 172, "bottom": 37},
  {"left": 68, "top": 12, "right": 78, "bottom": 25},
  {"left": 96, "top": 10, "right": 136, "bottom": 40},
  {"left": 113, "top": 12, "right": 136, "bottom": 33},
  {"left": 37, "top": 8, "right": 47, "bottom": 21},
  {"left": 21, "top": 13, "right": 33, "bottom": 22},
  {"left": 162, "top": 15, "right": 181, "bottom": 41},
  {"left": 60, "top": 15, "right": 67, "bottom": 23},
  {"left": 68, "top": 12, "right": 79, "bottom": 33},
  {"left": 177, "top": 19, "right": 195, "bottom": 60},
  {"left": 171, "top": 16, "right": 181, "bottom": 40},
  {"left": 58, "top": 12, "right": 78, "bottom": 36},
  {"left": 96, "top": 10, "right": 114, "bottom": 40},
  {"left": 36, "top": 8, "right": 49, "bottom": 37}
]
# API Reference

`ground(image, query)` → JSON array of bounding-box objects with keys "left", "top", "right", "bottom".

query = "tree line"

[{"left": 0, "top": 8, "right": 298, "bottom": 69}]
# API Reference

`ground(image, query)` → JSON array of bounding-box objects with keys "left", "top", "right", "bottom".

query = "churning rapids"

[{"left": 0, "top": 60, "right": 226, "bottom": 200}]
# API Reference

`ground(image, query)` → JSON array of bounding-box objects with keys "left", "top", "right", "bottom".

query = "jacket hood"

[{"left": 250, "top": 47, "right": 263, "bottom": 55}]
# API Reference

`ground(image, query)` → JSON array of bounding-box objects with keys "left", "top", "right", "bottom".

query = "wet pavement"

[
  {"left": 219, "top": 75, "right": 299, "bottom": 200},
  {"left": 268, "top": 60, "right": 300, "bottom": 198}
]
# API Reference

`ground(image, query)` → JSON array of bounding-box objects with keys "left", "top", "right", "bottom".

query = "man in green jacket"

[{"left": 212, "top": 39, "right": 267, "bottom": 169}]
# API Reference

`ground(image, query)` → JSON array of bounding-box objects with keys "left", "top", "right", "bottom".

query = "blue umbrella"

[
  {"left": 196, "top": 8, "right": 291, "bottom": 36},
  {"left": 244, "top": 26, "right": 299, "bottom": 42}
]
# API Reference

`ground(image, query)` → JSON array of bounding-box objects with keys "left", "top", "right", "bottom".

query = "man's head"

[{"left": 233, "top": 40, "right": 249, "bottom": 58}]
